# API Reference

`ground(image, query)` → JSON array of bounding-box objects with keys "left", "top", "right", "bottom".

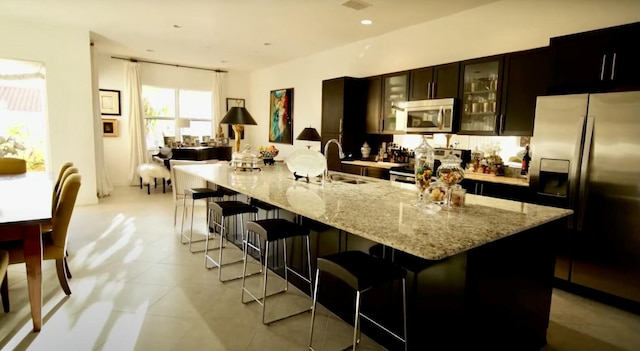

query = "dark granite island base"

[
  {"left": 174, "top": 163, "right": 572, "bottom": 351},
  {"left": 286, "top": 217, "right": 560, "bottom": 351}
]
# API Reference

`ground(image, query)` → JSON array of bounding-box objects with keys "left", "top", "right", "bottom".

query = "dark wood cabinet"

[
  {"left": 458, "top": 48, "right": 551, "bottom": 136},
  {"left": 381, "top": 71, "right": 409, "bottom": 134},
  {"left": 321, "top": 77, "right": 367, "bottom": 171},
  {"left": 365, "top": 76, "right": 383, "bottom": 134},
  {"left": 499, "top": 47, "right": 552, "bottom": 136},
  {"left": 550, "top": 21, "right": 640, "bottom": 94},
  {"left": 458, "top": 55, "right": 505, "bottom": 135},
  {"left": 410, "top": 62, "right": 460, "bottom": 100}
]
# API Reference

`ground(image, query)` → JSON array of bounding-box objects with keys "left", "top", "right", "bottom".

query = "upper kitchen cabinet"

[
  {"left": 381, "top": 71, "right": 409, "bottom": 134},
  {"left": 549, "top": 21, "right": 640, "bottom": 94},
  {"left": 365, "top": 76, "right": 382, "bottom": 134},
  {"left": 499, "top": 47, "right": 552, "bottom": 136},
  {"left": 410, "top": 62, "right": 460, "bottom": 100},
  {"left": 458, "top": 55, "right": 504, "bottom": 135},
  {"left": 321, "top": 77, "right": 367, "bottom": 169}
]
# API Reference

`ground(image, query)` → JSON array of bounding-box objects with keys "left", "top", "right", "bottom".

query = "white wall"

[
  {"left": 245, "top": 0, "right": 640, "bottom": 157},
  {"left": 94, "top": 52, "right": 250, "bottom": 185},
  {"left": 0, "top": 16, "right": 98, "bottom": 205}
]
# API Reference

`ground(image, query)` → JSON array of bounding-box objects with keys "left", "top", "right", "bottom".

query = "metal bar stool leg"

[{"left": 308, "top": 269, "right": 320, "bottom": 351}]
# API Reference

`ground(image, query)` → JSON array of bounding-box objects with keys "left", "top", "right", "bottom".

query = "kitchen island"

[{"left": 175, "top": 162, "right": 572, "bottom": 351}]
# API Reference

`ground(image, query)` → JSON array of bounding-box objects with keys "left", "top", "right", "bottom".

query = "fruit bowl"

[{"left": 259, "top": 150, "right": 279, "bottom": 159}]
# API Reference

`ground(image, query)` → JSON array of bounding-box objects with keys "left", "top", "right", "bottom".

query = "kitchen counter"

[
  {"left": 464, "top": 171, "right": 530, "bottom": 187},
  {"left": 175, "top": 163, "right": 569, "bottom": 260},
  {"left": 341, "top": 160, "right": 408, "bottom": 169},
  {"left": 175, "top": 162, "right": 572, "bottom": 350}
]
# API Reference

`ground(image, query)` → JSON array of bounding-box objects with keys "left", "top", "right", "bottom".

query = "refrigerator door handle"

[
  {"left": 600, "top": 54, "right": 607, "bottom": 81},
  {"left": 576, "top": 116, "right": 595, "bottom": 231}
]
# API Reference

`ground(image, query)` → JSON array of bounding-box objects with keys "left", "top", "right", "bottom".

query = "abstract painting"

[{"left": 269, "top": 88, "right": 293, "bottom": 144}]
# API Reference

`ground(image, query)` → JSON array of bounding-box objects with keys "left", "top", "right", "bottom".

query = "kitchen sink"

[{"left": 327, "top": 174, "right": 369, "bottom": 184}]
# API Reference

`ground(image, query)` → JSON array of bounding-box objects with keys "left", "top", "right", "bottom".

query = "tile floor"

[{"left": 1, "top": 185, "right": 639, "bottom": 351}]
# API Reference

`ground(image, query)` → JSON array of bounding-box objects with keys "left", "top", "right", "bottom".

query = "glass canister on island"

[
  {"left": 436, "top": 148, "right": 465, "bottom": 208},
  {"left": 413, "top": 135, "right": 435, "bottom": 208}
]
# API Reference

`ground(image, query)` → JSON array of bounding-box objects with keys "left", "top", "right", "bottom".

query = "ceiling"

[{"left": 0, "top": 0, "right": 498, "bottom": 72}]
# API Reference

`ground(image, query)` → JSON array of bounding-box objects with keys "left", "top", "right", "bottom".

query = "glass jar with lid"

[
  {"left": 436, "top": 148, "right": 465, "bottom": 208},
  {"left": 413, "top": 135, "right": 435, "bottom": 208},
  {"left": 230, "top": 145, "right": 261, "bottom": 171}
]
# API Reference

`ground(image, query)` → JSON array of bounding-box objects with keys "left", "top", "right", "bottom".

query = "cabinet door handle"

[
  {"left": 339, "top": 118, "right": 343, "bottom": 133},
  {"left": 426, "top": 82, "right": 431, "bottom": 100},
  {"left": 494, "top": 114, "right": 500, "bottom": 133},
  {"left": 500, "top": 114, "right": 506, "bottom": 134},
  {"left": 600, "top": 54, "right": 607, "bottom": 81},
  {"left": 610, "top": 52, "right": 617, "bottom": 80},
  {"left": 431, "top": 82, "right": 436, "bottom": 99}
]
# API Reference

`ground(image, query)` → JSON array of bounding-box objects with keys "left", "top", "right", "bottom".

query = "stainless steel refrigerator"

[{"left": 530, "top": 91, "right": 640, "bottom": 304}]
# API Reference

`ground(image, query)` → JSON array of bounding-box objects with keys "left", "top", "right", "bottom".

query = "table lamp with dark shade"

[
  {"left": 220, "top": 106, "right": 257, "bottom": 152},
  {"left": 296, "top": 127, "right": 321, "bottom": 149}
]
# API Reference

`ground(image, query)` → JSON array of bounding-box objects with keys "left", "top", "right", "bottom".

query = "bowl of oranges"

[{"left": 258, "top": 145, "right": 279, "bottom": 165}]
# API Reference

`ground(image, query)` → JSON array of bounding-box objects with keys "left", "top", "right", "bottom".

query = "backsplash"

[{"left": 393, "top": 134, "right": 531, "bottom": 163}]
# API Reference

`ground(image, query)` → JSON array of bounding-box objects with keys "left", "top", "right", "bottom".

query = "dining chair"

[
  {"left": 0, "top": 157, "right": 27, "bottom": 175},
  {"left": 0, "top": 250, "right": 8, "bottom": 313},
  {"left": 0, "top": 173, "right": 82, "bottom": 310}
]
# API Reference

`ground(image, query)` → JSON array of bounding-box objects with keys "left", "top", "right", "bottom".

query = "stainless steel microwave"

[{"left": 394, "top": 98, "right": 455, "bottom": 133}]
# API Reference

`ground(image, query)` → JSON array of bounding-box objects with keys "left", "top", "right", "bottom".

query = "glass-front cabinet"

[
  {"left": 459, "top": 56, "right": 504, "bottom": 134},
  {"left": 381, "top": 71, "right": 409, "bottom": 133}
]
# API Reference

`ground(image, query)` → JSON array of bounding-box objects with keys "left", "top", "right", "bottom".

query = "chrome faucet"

[{"left": 323, "top": 138, "right": 345, "bottom": 182}]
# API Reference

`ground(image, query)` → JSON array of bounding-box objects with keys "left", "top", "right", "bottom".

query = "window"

[
  {"left": 0, "top": 58, "right": 48, "bottom": 172},
  {"left": 142, "top": 86, "right": 212, "bottom": 148}
]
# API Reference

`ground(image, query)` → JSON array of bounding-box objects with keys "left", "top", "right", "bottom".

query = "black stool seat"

[
  {"left": 246, "top": 219, "right": 308, "bottom": 241},
  {"left": 185, "top": 188, "right": 223, "bottom": 200},
  {"left": 249, "top": 198, "right": 279, "bottom": 212},
  {"left": 318, "top": 250, "right": 407, "bottom": 291},
  {"left": 210, "top": 201, "right": 258, "bottom": 217}
]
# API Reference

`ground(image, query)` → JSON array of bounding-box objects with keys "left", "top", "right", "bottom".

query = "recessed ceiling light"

[
  {"left": 264, "top": 42, "right": 272, "bottom": 46},
  {"left": 146, "top": 49, "right": 155, "bottom": 52},
  {"left": 173, "top": 24, "right": 182, "bottom": 28},
  {"left": 361, "top": 19, "right": 373, "bottom": 25},
  {"left": 220, "top": 60, "right": 227, "bottom": 63}
]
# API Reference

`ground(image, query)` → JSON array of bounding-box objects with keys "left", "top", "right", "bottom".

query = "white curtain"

[
  {"left": 211, "top": 71, "right": 227, "bottom": 138},
  {"left": 126, "top": 62, "right": 148, "bottom": 185},
  {"left": 90, "top": 45, "right": 114, "bottom": 197}
]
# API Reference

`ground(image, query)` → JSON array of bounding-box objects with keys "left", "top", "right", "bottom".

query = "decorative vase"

[{"left": 361, "top": 142, "right": 371, "bottom": 159}]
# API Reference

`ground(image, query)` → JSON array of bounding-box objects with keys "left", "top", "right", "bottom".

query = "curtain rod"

[{"left": 110, "top": 56, "right": 227, "bottom": 73}]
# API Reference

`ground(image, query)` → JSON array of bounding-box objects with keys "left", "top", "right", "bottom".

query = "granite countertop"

[
  {"left": 464, "top": 172, "right": 530, "bottom": 187},
  {"left": 341, "top": 160, "right": 409, "bottom": 169},
  {"left": 175, "top": 163, "right": 571, "bottom": 261}
]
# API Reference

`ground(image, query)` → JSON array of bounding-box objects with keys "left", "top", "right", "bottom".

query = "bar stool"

[
  {"left": 249, "top": 197, "right": 280, "bottom": 219},
  {"left": 206, "top": 200, "right": 259, "bottom": 281},
  {"left": 181, "top": 187, "right": 225, "bottom": 252},
  {"left": 309, "top": 250, "right": 408, "bottom": 351},
  {"left": 241, "top": 219, "right": 313, "bottom": 325}
]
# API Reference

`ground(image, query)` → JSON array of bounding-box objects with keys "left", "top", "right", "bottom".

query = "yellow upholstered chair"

[
  {"left": 0, "top": 250, "right": 8, "bottom": 313},
  {"left": 0, "top": 173, "right": 81, "bottom": 311},
  {"left": 0, "top": 157, "right": 27, "bottom": 175}
]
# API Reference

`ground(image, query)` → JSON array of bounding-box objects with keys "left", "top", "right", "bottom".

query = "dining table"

[{"left": 0, "top": 171, "right": 52, "bottom": 332}]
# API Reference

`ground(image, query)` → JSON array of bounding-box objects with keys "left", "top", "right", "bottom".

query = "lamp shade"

[
  {"left": 220, "top": 106, "right": 257, "bottom": 125},
  {"left": 175, "top": 118, "right": 191, "bottom": 128},
  {"left": 296, "top": 127, "right": 321, "bottom": 141}
]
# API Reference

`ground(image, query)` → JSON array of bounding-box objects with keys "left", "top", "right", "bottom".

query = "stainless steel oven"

[{"left": 389, "top": 167, "right": 415, "bottom": 184}]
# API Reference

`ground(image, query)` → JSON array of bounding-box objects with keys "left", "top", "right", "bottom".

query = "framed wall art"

[
  {"left": 99, "top": 89, "right": 121, "bottom": 116},
  {"left": 268, "top": 88, "right": 293, "bottom": 144},
  {"left": 226, "top": 97, "right": 245, "bottom": 139},
  {"left": 102, "top": 118, "right": 118, "bottom": 137}
]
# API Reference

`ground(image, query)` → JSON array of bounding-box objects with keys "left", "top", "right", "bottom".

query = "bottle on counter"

[{"left": 521, "top": 145, "right": 531, "bottom": 175}]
